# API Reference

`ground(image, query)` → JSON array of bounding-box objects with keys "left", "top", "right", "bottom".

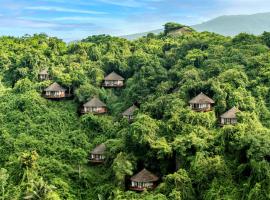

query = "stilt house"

[
  {"left": 89, "top": 144, "right": 106, "bottom": 163},
  {"left": 130, "top": 169, "right": 159, "bottom": 191},
  {"left": 189, "top": 92, "right": 215, "bottom": 112},
  {"left": 122, "top": 105, "right": 138, "bottom": 121},
  {"left": 44, "top": 82, "right": 66, "bottom": 99},
  {"left": 220, "top": 106, "right": 239, "bottom": 125},
  {"left": 103, "top": 72, "right": 124, "bottom": 88},
  {"left": 39, "top": 69, "right": 50, "bottom": 81},
  {"left": 82, "top": 97, "right": 107, "bottom": 114}
]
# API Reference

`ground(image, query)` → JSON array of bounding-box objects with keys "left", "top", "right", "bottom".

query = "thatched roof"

[
  {"left": 39, "top": 69, "right": 48, "bottom": 75},
  {"left": 189, "top": 92, "right": 215, "bottom": 104},
  {"left": 44, "top": 82, "right": 66, "bottom": 92},
  {"left": 104, "top": 72, "right": 124, "bottom": 81},
  {"left": 83, "top": 97, "right": 106, "bottom": 108},
  {"left": 131, "top": 169, "right": 159, "bottom": 182},
  {"left": 221, "top": 107, "right": 239, "bottom": 118},
  {"left": 122, "top": 105, "right": 138, "bottom": 116},
  {"left": 91, "top": 144, "right": 106, "bottom": 155}
]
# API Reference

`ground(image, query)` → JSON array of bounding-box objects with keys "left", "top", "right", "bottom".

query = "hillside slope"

[
  {"left": 0, "top": 31, "right": 270, "bottom": 199},
  {"left": 194, "top": 12, "right": 270, "bottom": 36}
]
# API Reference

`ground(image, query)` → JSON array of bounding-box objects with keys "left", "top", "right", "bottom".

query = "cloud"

[
  {"left": 97, "top": 0, "right": 143, "bottom": 7},
  {"left": 13, "top": 15, "right": 129, "bottom": 34},
  {"left": 40, "top": 0, "right": 70, "bottom": 2},
  {"left": 39, "top": 0, "right": 165, "bottom": 8},
  {"left": 96, "top": 0, "right": 165, "bottom": 8},
  {"left": 24, "top": 6, "right": 107, "bottom": 15},
  {"left": 0, "top": 0, "right": 269, "bottom": 41},
  {"left": 40, "top": 0, "right": 97, "bottom": 6},
  {"left": 0, "top": 17, "right": 57, "bottom": 28},
  {"left": 215, "top": 0, "right": 270, "bottom": 15},
  {"left": 51, "top": 16, "right": 103, "bottom": 21}
]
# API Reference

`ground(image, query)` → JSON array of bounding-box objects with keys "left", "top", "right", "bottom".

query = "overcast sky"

[{"left": 0, "top": 0, "right": 270, "bottom": 41}]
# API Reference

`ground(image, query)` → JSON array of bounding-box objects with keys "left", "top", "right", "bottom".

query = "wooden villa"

[
  {"left": 129, "top": 169, "right": 159, "bottom": 191},
  {"left": 103, "top": 72, "right": 124, "bottom": 88},
  {"left": 89, "top": 144, "right": 106, "bottom": 163},
  {"left": 43, "top": 82, "right": 67, "bottom": 99},
  {"left": 189, "top": 92, "right": 215, "bottom": 112},
  {"left": 39, "top": 69, "right": 50, "bottom": 81},
  {"left": 220, "top": 107, "right": 239, "bottom": 126},
  {"left": 82, "top": 97, "right": 107, "bottom": 114},
  {"left": 122, "top": 105, "right": 138, "bottom": 122}
]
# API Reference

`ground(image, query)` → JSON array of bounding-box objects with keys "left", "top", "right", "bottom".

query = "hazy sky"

[{"left": 0, "top": 0, "right": 270, "bottom": 41}]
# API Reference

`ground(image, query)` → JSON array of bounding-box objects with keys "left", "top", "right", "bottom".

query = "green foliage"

[
  {"left": 0, "top": 28, "right": 270, "bottom": 199},
  {"left": 20, "top": 151, "right": 39, "bottom": 169},
  {"left": 232, "top": 33, "right": 260, "bottom": 45},
  {"left": 112, "top": 152, "right": 134, "bottom": 187},
  {"left": 0, "top": 168, "right": 9, "bottom": 199},
  {"left": 159, "top": 169, "right": 195, "bottom": 200},
  {"left": 13, "top": 78, "right": 34, "bottom": 93},
  {"left": 185, "top": 49, "right": 208, "bottom": 67},
  {"left": 261, "top": 31, "right": 270, "bottom": 47}
]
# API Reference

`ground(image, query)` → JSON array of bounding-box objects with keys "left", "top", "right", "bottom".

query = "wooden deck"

[
  {"left": 102, "top": 84, "right": 124, "bottom": 88},
  {"left": 89, "top": 159, "right": 105, "bottom": 164},
  {"left": 129, "top": 186, "right": 155, "bottom": 191},
  {"left": 81, "top": 109, "right": 107, "bottom": 115},
  {"left": 220, "top": 122, "right": 237, "bottom": 127},
  {"left": 42, "top": 94, "right": 72, "bottom": 99},
  {"left": 191, "top": 108, "right": 212, "bottom": 112}
]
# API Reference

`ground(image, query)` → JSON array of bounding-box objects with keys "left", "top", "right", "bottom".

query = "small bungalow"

[
  {"left": 82, "top": 97, "right": 107, "bottom": 114},
  {"left": 89, "top": 144, "right": 106, "bottom": 163},
  {"left": 103, "top": 72, "right": 124, "bottom": 88},
  {"left": 130, "top": 168, "right": 159, "bottom": 191},
  {"left": 122, "top": 105, "right": 138, "bottom": 121},
  {"left": 189, "top": 92, "right": 215, "bottom": 112},
  {"left": 220, "top": 106, "right": 239, "bottom": 126},
  {"left": 44, "top": 82, "right": 66, "bottom": 99},
  {"left": 39, "top": 69, "right": 50, "bottom": 81}
]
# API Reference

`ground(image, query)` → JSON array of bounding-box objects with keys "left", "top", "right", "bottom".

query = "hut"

[
  {"left": 122, "top": 105, "right": 138, "bottom": 121},
  {"left": 103, "top": 72, "right": 124, "bottom": 88},
  {"left": 189, "top": 92, "right": 215, "bottom": 112},
  {"left": 130, "top": 169, "right": 159, "bottom": 191},
  {"left": 39, "top": 69, "right": 50, "bottom": 81},
  {"left": 89, "top": 144, "right": 106, "bottom": 163},
  {"left": 82, "top": 97, "right": 107, "bottom": 114},
  {"left": 220, "top": 107, "right": 239, "bottom": 126},
  {"left": 44, "top": 82, "right": 66, "bottom": 99}
]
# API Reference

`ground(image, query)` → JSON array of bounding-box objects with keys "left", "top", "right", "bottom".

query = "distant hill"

[
  {"left": 121, "top": 29, "right": 162, "bottom": 40},
  {"left": 122, "top": 12, "right": 270, "bottom": 40},
  {"left": 193, "top": 12, "right": 270, "bottom": 36}
]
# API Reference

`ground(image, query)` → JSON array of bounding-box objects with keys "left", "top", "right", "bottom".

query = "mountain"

[
  {"left": 122, "top": 12, "right": 270, "bottom": 39},
  {"left": 193, "top": 12, "right": 270, "bottom": 36},
  {"left": 121, "top": 29, "right": 162, "bottom": 40}
]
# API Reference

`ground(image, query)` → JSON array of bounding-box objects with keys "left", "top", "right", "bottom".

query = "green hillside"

[
  {"left": 0, "top": 29, "right": 270, "bottom": 199},
  {"left": 122, "top": 12, "right": 270, "bottom": 39},
  {"left": 194, "top": 12, "right": 270, "bottom": 36}
]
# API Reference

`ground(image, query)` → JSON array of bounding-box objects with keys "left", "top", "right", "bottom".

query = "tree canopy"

[{"left": 0, "top": 28, "right": 269, "bottom": 199}]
